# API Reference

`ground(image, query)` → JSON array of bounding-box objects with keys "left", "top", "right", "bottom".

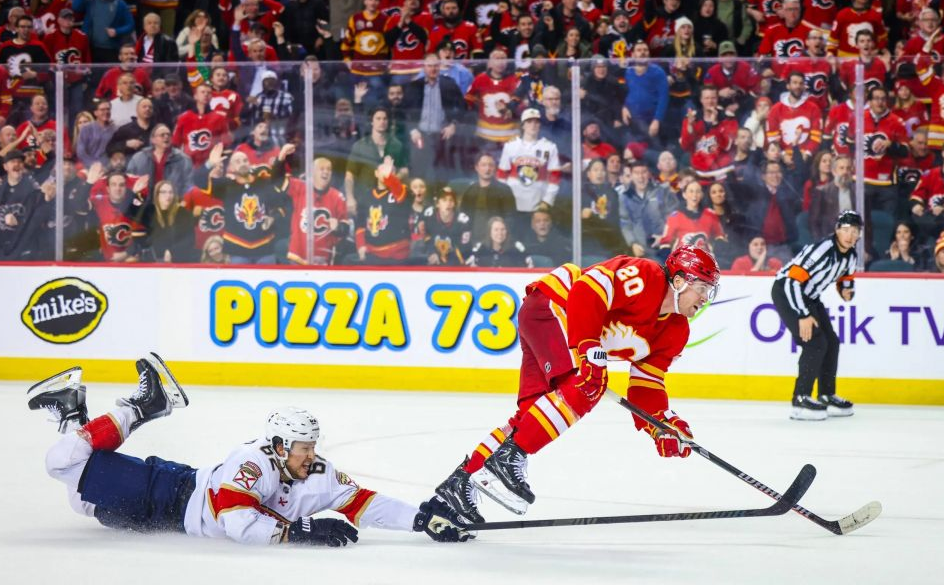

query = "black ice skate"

[
  {"left": 818, "top": 394, "right": 854, "bottom": 417},
  {"left": 435, "top": 457, "right": 485, "bottom": 524},
  {"left": 471, "top": 437, "right": 535, "bottom": 515},
  {"left": 790, "top": 395, "right": 828, "bottom": 421},
  {"left": 117, "top": 353, "right": 189, "bottom": 431},
  {"left": 27, "top": 366, "right": 89, "bottom": 434}
]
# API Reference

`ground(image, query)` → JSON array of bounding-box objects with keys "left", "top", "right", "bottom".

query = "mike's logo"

[{"left": 21, "top": 278, "right": 108, "bottom": 344}]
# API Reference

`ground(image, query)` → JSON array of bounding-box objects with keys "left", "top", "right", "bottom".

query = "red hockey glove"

[
  {"left": 574, "top": 340, "right": 608, "bottom": 400},
  {"left": 643, "top": 410, "right": 693, "bottom": 458}
]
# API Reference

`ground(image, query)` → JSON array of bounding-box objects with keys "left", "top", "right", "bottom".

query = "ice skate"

[
  {"left": 818, "top": 394, "right": 854, "bottom": 417},
  {"left": 435, "top": 457, "right": 485, "bottom": 524},
  {"left": 790, "top": 395, "right": 828, "bottom": 421},
  {"left": 471, "top": 437, "right": 534, "bottom": 515},
  {"left": 118, "top": 353, "right": 189, "bottom": 431},
  {"left": 27, "top": 366, "right": 89, "bottom": 433}
]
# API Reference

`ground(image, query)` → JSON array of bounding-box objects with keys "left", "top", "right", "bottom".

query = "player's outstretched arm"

[{"left": 283, "top": 517, "right": 358, "bottom": 547}]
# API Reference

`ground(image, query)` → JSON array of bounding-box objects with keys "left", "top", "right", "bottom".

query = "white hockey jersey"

[
  {"left": 497, "top": 136, "right": 562, "bottom": 212},
  {"left": 182, "top": 438, "right": 418, "bottom": 544}
]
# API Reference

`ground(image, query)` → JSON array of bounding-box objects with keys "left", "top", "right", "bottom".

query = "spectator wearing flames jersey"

[
  {"left": 0, "top": 14, "right": 52, "bottom": 111},
  {"left": 428, "top": 0, "right": 483, "bottom": 61},
  {"left": 172, "top": 84, "right": 231, "bottom": 167},
  {"left": 897, "top": 127, "right": 935, "bottom": 204},
  {"left": 198, "top": 141, "right": 293, "bottom": 264},
  {"left": 284, "top": 157, "right": 352, "bottom": 265},
  {"left": 42, "top": 9, "right": 88, "bottom": 128},
  {"left": 837, "top": 29, "right": 888, "bottom": 99},
  {"left": 779, "top": 27, "right": 832, "bottom": 113},
  {"left": 765, "top": 71, "right": 823, "bottom": 162},
  {"left": 861, "top": 86, "right": 909, "bottom": 218},
  {"left": 627, "top": 0, "right": 682, "bottom": 57},
  {"left": 679, "top": 85, "right": 738, "bottom": 183},
  {"left": 95, "top": 44, "right": 152, "bottom": 102},
  {"left": 383, "top": 0, "right": 432, "bottom": 83},
  {"left": 355, "top": 155, "right": 413, "bottom": 264},
  {"left": 656, "top": 180, "right": 726, "bottom": 254},
  {"left": 79, "top": 162, "right": 150, "bottom": 262},
  {"left": 756, "top": 0, "right": 812, "bottom": 83},
  {"left": 465, "top": 48, "right": 520, "bottom": 145},
  {"left": 828, "top": 0, "right": 887, "bottom": 58},
  {"left": 342, "top": 0, "right": 390, "bottom": 106},
  {"left": 414, "top": 187, "right": 471, "bottom": 266}
]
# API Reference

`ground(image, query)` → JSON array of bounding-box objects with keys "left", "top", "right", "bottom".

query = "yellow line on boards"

[{"left": 0, "top": 358, "right": 941, "bottom": 405}]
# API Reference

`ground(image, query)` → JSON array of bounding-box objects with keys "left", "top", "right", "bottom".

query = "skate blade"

[
  {"left": 826, "top": 405, "right": 854, "bottom": 417},
  {"left": 144, "top": 353, "right": 189, "bottom": 408},
  {"left": 790, "top": 407, "right": 827, "bottom": 421},
  {"left": 470, "top": 468, "right": 529, "bottom": 516},
  {"left": 27, "top": 366, "right": 83, "bottom": 401}
]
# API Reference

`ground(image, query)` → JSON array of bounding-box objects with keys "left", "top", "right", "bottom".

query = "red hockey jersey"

[
  {"left": 285, "top": 178, "right": 352, "bottom": 265},
  {"left": 910, "top": 166, "right": 944, "bottom": 208},
  {"left": 656, "top": 209, "right": 725, "bottom": 251},
  {"left": 802, "top": 0, "right": 839, "bottom": 33},
  {"left": 862, "top": 109, "right": 908, "bottom": 186},
  {"left": 172, "top": 109, "right": 232, "bottom": 166},
  {"left": 466, "top": 72, "right": 519, "bottom": 143},
  {"left": 89, "top": 192, "right": 147, "bottom": 261},
  {"left": 838, "top": 57, "right": 886, "bottom": 93},
  {"left": 679, "top": 112, "right": 738, "bottom": 180},
  {"left": 828, "top": 7, "right": 887, "bottom": 57},
  {"left": 527, "top": 257, "right": 690, "bottom": 413},
  {"left": 823, "top": 99, "right": 856, "bottom": 156},
  {"left": 42, "top": 28, "right": 89, "bottom": 83},
  {"left": 209, "top": 89, "right": 243, "bottom": 130},
  {"left": 182, "top": 186, "right": 224, "bottom": 252},
  {"left": 354, "top": 173, "right": 412, "bottom": 259},
  {"left": 782, "top": 57, "right": 832, "bottom": 111},
  {"left": 428, "top": 21, "right": 482, "bottom": 60},
  {"left": 893, "top": 101, "right": 929, "bottom": 138},
  {"left": 766, "top": 94, "right": 824, "bottom": 155}
]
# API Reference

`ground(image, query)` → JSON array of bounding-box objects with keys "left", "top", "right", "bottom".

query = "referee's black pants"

[{"left": 771, "top": 282, "right": 840, "bottom": 399}]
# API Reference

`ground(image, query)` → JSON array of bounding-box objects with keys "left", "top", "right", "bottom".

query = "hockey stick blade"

[
  {"left": 461, "top": 464, "right": 815, "bottom": 531},
  {"left": 606, "top": 390, "right": 882, "bottom": 535}
]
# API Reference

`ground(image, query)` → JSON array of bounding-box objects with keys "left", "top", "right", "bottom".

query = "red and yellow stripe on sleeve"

[
  {"left": 629, "top": 362, "right": 667, "bottom": 394},
  {"left": 575, "top": 265, "right": 616, "bottom": 309},
  {"left": 207, "top": 483, "right": 263, "bottom": 520},
  {"left": 529, "top": 263, "right": 582, "bottom": 307},
  {"left": 335, "top": 488, "right": 378, "bottom": 526}
]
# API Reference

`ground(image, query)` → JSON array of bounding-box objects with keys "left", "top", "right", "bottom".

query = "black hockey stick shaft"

[
  {"left": 605, "top": 391, "right": 850, "bottom": 534},
  {"left": 463, "top": 463, "right": 815, "bottom": 531}
]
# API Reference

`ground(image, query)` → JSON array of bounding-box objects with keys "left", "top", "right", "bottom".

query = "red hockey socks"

[{"left": 77, "top": 408, "right": 136, "bottom": 451}]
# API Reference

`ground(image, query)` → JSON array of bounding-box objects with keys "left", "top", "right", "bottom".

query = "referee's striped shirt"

[{"left": 774, "top": 236, "right": 857, "bottom": 317}]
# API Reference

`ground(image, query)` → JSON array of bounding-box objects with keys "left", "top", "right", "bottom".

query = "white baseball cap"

[{"left": 520, "top": 108, "right": 541, "bottom": 123}]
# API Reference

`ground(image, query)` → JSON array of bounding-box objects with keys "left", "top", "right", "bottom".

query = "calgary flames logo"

[
  {"left": 55, "top": 48, "right": 82, "bottom": 66},
  {"left": 773, "top": 39, "right": 804, "bottom": 58},
  {"left": 810, "top": 0, "right": 834, "bottom": 7},
  {"left": 103, "top": 223, "right": 132, "bottom": 246},
  {"left": 780, "top": 117, "right": 812, "bottom": 146},
  {"left": 681, "top": 232, "right": 712, "bottom": 253},
  {"left": 299, "top": 208, "right": 333, "bottom": 237},
  {"left": 6, "top": 53, "right": 32, "bottom": 77},
  {"left": 188, "top": 129, "right": 212, "bottom": 152},
  {"left": 367, "top": 205, "right": 387, "bottom": 237},
  {"left": 806, "top": 72, "right": 828, "bottom": 98},
  {"left": 198, "top": 206, "right": 224, "bottom": 233},
  {"left": 234, "top": 194, "right": 265, "bottom": 230},
  {"left": 864, "top": 132, "right": 889, "bottom": 158},
  {"left": 593, "top": 194, "right": 609, "bottom": 219},
  {"left": 599, "top": 322, "right": 651, "bottom": 361},
  {"left": 761, "top": 0, "right": 783, "bottom": 16}
]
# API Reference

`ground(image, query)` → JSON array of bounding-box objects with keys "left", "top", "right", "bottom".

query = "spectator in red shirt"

[
  {"left": 43, "top": 9, "right": 89, "bottom": 128},
  {"left": 96, "top": 44, "right": 152, "bottom": 101},
  {"left": 730, "top": 235, "right": 783, "bottom": 272}
]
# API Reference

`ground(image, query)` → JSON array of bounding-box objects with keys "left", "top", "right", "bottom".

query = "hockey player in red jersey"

[
  {"left": 435, "top": 246, "right": 721, "bottom": 522},
  {"left": 29, "top": 354, "right": 470, "bottom": 546}
]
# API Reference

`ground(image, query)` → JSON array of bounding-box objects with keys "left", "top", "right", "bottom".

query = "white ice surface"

[{"left": 2, "top": 381, "right": 942, "bottom": 585}]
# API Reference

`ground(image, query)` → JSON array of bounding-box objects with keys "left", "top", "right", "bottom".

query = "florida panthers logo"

[
  {"left": 773, "top": 39, "right": 804, "bottom": 58},
  {"left": 515, "top": 158, "right": 541, "bottom": 186},
  {"left": 54, "top": 48, "right": 82, "bottom": 66},
  {"left": 187, "top": 130, "right": 212, "bottom": 152},
  {"left": 299, "top": 208, "right": 333, "bottom": 236},
  {"left": 367, "top": 205, "right": 388, "bottom": 236},
  {"left": 198, "top": 206, "right": 224, "bottom": 233},
  {"left": 434, "top": 235, "right": 453, "bottom": 262},
  {"left": 102, "top": 223, "right": 132, "bottom": 247},
  {"left": 806, "top": 72, "right": 828, "bottom": 98},
  {"left": 234, "top": 194, "right": 266, "bottom": 230},
  {"left": 864, "top": 132, "right": 889, "bottom": 158}
]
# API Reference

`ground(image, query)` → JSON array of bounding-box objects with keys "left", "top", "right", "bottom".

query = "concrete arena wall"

[{"left": 1, "top": 263, "right": 942, "bottom": 405}]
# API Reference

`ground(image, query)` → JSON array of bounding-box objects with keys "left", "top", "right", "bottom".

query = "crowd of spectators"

[{"left": 0, "top": 0, "right": 943, "bottom": 273}]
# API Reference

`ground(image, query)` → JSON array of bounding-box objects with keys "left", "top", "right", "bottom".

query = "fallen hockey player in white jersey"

[{"left": 29, "top": 354, "right": 470, "bottom": 546}]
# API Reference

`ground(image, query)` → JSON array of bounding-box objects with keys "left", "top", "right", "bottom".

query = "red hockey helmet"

[{"left": 665, "top": 245, "right": 721, "bottom": 301}]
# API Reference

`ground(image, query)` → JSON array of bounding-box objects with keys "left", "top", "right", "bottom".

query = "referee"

[{"left": 772, "top": 210, "right": 861, "bottom": 421}]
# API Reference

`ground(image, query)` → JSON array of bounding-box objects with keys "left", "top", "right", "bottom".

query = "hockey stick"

[
  {"left": 605, "top": 390, "right": 882, "bottom": 535},
  {"left": 461, "top": 463, "right": 815, "bottom": 531}
]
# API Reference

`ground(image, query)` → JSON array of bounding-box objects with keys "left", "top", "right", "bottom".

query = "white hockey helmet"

[{"left": 265, "top": 407, "right": 320, "bottom": 459}]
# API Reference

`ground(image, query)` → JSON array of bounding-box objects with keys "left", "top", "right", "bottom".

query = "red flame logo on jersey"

[
  {"left": 451, "top": 39, "right": 470, "bottom": 60},
  {"left": 55, "top": 48, "right": 82, "bottom": 66},
  {"left": 300, "top": 208, "right": 333, "bottom": 237},
  {"left": 234, "top": 194, "right": 265, "bottom": 230},
  {"left": 761, "top": 0, "right": 783, "bottom": 17},
  {"left": 434, "top": 235, "right": 453, "bottom": 262},
  {"left": 593, "top": 194, "right": 609, "bottom": 219},
  {"left": 187, "top": 129, "right": 213, "bottom": 152},
  {"left": 198, "top": 206, "right": 224, "bottom": 233},
  {"left": 396, "top": 32, "right": 422, "bottom": 52},
  {"left": 103, "top": 223, "right": 132, "bottom": 246},
  {"left": 773, "top": 39, "right": 804, "bottom": 58},
  {"left": 806, "top": 72, "right": 828, "bottom": 97},
  {"left": 367, "top": 205, "right": 388, "bottom": 236}
]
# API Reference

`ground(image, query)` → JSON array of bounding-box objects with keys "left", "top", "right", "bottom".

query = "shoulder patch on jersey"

[
  {"left": 336, "top": 470, "right": 359, "bottom": 487},
  {"left": 233, "top": 460, "right": 263, "bottom": 491}
]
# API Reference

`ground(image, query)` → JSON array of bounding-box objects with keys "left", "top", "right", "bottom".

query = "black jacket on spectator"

[
  {"left": 743, "top": 181, "right": 800, "bottom": 247},
  {"left": 0, "top": 174, "right": 48, "bottom": 260},
  {"left": 581, "top": 72, "right": 625, "bottom": 142},
  {"left": 809, "top": 182, "right": 854, "bottom": 241},
  {"left": 469, "top": 239, "right": 532, "bottom": 268},
  {"left": 146, "top": 208, "right": 197, "bottom": 263},
  {"left": 403, "top": 76, "right": 467, "bottom": 129},
  {"left": 138, "top": 34, "right": 180, "bottom": 64},
  {"left": 108, "top": 118, "right": 157, "bottom": 158},
  {"left": 459, "top": 179, "right": 517, "bottom": 241},
  {"left": 281, "top": 0, "right": 331, "bottom": 54}
]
